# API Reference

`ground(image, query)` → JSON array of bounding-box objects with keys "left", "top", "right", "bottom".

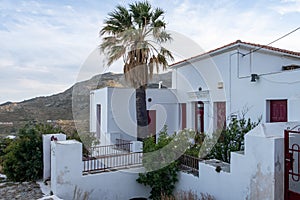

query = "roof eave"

[
  {"left": 171, "top": 43, "right": 240, "bottom": 68},
  {"left": 170, "top": 42, "right": 300, "bottom": 69}
]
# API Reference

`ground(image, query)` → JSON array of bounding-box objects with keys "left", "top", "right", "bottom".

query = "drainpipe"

[{"left": 229, "top": 49, "right": 245, "bottom": 115}]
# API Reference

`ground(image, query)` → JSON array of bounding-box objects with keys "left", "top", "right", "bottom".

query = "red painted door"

[
  {"left": 214, "top": 102, "right": 226, "bottom": 131},
  {"left": 270, "top": 100, "right": 287, "bottom": 122},
  {"left": 147, "top": 110, "right": 156, "bottom": 141}
]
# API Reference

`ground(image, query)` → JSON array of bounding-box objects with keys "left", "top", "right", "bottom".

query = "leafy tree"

[
  {"left": 2, "top": 122, "right": 99, "bottom": 181},
  {"left": 0, "top": 137, "right": 14, "bottom": 167},
  {"left": 183, "top": 116, "right": 260, "bottom": 164},
  {"left": 137, "top": 127, "right": 194, "bottom": 199},
  {"left": 205, "top": 117, "right": 260, "bottom": 163},
  {"left": 2, "top": 123, "right": 62, "bottom": 181},
  {"left": 100, "top": 1, "right": 174, "bottom": 140},
  {"left": 68, "top": 130, "right": 99, "bottom": 157}
]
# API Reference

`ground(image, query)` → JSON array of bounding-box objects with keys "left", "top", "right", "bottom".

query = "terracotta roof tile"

[{"left": 170, "top": 40, "right": 300, "bottom": 67}]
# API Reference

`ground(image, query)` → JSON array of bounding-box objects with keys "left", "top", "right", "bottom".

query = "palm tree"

[{"left": 100, "top": 1, "right": 173, "bottom": 141}]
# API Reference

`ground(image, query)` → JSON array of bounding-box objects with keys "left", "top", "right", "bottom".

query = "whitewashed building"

[
  {"left": 90, "top": 87, "right": 179, "bottom": 145},
  {"left": 90, "top": 40, "right": 300, "bottom": 144}
]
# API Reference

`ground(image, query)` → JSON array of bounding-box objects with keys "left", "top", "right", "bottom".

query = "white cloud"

[
  {"left": 0, "top": 0, "right": 299, "bottom": 104},
  {"left": 0, "top": 0, "right": 105, "bottom": 103},
  {"left": 164, "top": 0, "right": 299, "bottom": 52},
  {"left": 272, "top": 0, "right": 300, "bottom": 14}
]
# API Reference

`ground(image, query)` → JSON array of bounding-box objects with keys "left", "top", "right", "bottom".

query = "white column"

[
  {"left": 51, "top": 140, "right": 82, "bottom": 199},
  {"left": 42, "top": 134, "right": 66, "bottom": 181},
  {"left": 203, "top": 102, "right": 211, "bottom": 133},
  {"left": 186, "top": 102, "right": 195, "bottom": 129}
]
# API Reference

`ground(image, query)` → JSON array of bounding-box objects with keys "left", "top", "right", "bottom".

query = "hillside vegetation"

[{"left": 0, "top": 72, "right": 171, "bottom": 135}]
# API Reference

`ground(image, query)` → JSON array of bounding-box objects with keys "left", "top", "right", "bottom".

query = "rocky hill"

[{"left": 0, "top": 72, "right": 172, "bottom": 135}]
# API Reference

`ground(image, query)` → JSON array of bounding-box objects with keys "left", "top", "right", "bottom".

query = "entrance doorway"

[
  {"left": 96, "top": 104, "right": 101, "bottom": 139},
  {"left": 195, "top": 101, "right": 204, "bottom": 133},
  {"left": 147, "top": 110, "right": 156, "bottom": 142},
  {"left": 214, "top": 102, "right": 226, "bottom": 131}
]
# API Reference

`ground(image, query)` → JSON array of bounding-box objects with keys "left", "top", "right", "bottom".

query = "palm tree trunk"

[{"left": 136, "top": 85, "right": 148, "bottom": 141}]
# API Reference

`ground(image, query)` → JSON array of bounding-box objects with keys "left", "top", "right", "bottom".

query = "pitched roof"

[{"left": 171, "top": 40, "right": 300, "bottom": 67}]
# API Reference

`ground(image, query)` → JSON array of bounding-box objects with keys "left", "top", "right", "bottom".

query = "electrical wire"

[
  {"left": 242, "top": 26, "right": 300, "bottom": 57},
  {"left": 260, "top": 76, "right": 300, "bottom": 85}
]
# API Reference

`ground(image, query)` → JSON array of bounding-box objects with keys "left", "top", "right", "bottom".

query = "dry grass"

[
  {"left": 200, "top": 192, "right": 216, "bottom": 200},
  {"left": 160, "top": 190, "right": 216, "bottom": 200},
  {"left": 73, "top": 185, "right": 93, "bottom": 200}
]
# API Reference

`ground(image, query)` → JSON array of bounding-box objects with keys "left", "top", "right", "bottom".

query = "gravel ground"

[{"left": 0, "top": 181, "right": 44, "bottom": 200}]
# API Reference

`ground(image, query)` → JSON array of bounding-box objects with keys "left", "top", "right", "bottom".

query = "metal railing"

[
  {"left": 88, "top": 142, "right": 132, "bottom": 157},
  {"left": 179, "top": 154, "right": 201, "bottom": 177},
  {"left": 83, "top": 152, "right": 143, "bottom": 174},
  {"left": 84, "top": 143, "right": 201, "bottom": 176},
  {"left": 116, "top": 139, "right": 131, "bottom": 151}
]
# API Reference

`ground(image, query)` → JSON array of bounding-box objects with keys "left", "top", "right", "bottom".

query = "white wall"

[
  {"left": 108, "top": 87, "right": 137, "bottom": 142},
  {"left": 146, "top": 89, "right": 179, "bottom": 134},
  {"left": 50, "top": 122, "right": 299, "bottom": 200},
  {"left": 90, "top": 88, "right": 108, "bottom": 133},
  {"left": 51, "top": 140, "right": 150, "bottom": 200},
  {"left": 51, "top": 140, "right": 82, "bottom": 198},
  {"left": 229, "top": 48, "right": 300, "bottom": 121},
  {"left": 90, "top": 88, "right": 110, "bottom": 145},
  {"left": 42, "top": 133, "right": 66, "bottom": 181},
  {"left": 175, "top": 122, "right": 300, "bottom": 200},
  {"left": 90, "top": 87, "right": 181, "bottom": 145},
  {"left": 172, "top": 46, "right": 300, "bottom": 132}
]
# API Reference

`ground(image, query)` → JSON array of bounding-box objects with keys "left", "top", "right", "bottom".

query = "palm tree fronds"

[
  {"left": 160, "top": 47, "right": 174, "bottom": 62},
  {"left": 100, "top": 5, "right": 132, "bottom": 35},
  {"left": 152, "top": 8, "right": 164, "bottom": 23},
  {"left": 129, "top": 1, "right": 152, "bottom": 27},
  {"left": 100, "top": 0, "right": 173, "bottom": 88}
]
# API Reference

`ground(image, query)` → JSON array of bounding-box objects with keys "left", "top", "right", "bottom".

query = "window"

[{"left": 269, "top": 100, "right": 287, "bottom": 122}]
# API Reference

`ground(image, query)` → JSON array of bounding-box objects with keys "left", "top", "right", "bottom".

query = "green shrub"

[
  {"left": 206, "top": 117, "right": 259, "bottom": 163},
  {"left": 0, "top": 137, "right": 14, "bottom": 164},
  {"left": 2, "top": 122, "right": 99, "bottom": 181},
  {"left": 67, "top": 130, "right": 99, "bottom": 157},
  {"left": 183, "top": 116, "right": 260, "bottom": 163},
  {"left": 2, "top": 123, "right": 62, "bottom": 182},
  {"left": 137, "top": 126, "right": 194, "bottom": 200}
]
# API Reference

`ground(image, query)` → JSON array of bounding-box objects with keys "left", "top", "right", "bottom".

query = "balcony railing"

[
  {"left": 116, "top": 139, "right": 131, "bottom": 151},
  {"left": 88, "top": 142, "right": 132, "bottom": 158},
  {"left": 83, "top": 152, "right": 143, "bottom": 174},
  {"left": 179, "top": 154, "right": 201, "bottom": 177},
  {"left": 84, "top": 143, "right": 201, "bottom": 176}
]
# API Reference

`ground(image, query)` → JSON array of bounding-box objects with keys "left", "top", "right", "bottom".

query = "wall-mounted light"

[
  {"left": 250, "top": 74, "right": 259, "bottom": 82},
  {"left": 217, "top": 82, "right": 224, "bottom": 89}
]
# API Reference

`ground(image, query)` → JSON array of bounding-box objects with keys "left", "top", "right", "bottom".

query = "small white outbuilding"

[{"left": 90, "top": 87, "right": 180, "bottom": 145}]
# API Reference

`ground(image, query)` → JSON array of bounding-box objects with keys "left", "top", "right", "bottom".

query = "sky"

[{"left": 0, "top": 0, "right": 299, "bottom": 104}]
